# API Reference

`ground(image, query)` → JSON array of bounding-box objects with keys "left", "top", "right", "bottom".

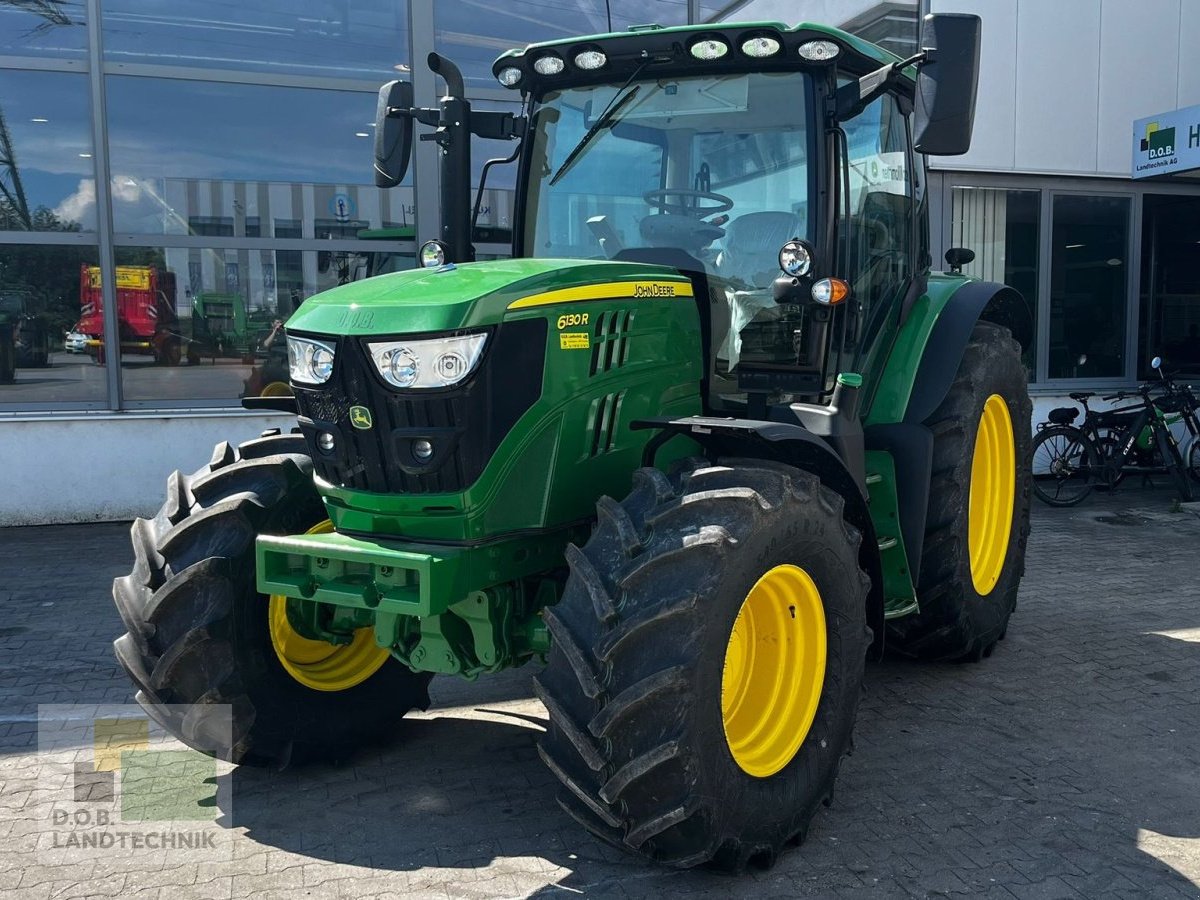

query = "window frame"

[{"left": 928, "top": 170, "right": 1200, "bottom": 391}]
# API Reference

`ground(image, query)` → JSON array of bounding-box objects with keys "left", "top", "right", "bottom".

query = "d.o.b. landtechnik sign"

[{"left": 1133, "top": 104, "right": 1200, "bottom": 179}]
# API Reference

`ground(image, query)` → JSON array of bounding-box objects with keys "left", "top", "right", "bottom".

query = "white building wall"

[
  {"left": 930, "top": 0, "right": 1197, "bottom": 177},
  {"left": 0, "top": 413, "right": 291, "bottom": 526}
]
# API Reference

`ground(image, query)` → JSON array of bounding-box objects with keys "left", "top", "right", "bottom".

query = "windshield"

[{"left": 524, "top": 71, "right": 813, "bottom": 285}]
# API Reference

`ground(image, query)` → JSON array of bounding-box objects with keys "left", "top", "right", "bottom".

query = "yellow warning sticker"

[{"left": 559, "top": 332, "right": 590, "bottom": 350}]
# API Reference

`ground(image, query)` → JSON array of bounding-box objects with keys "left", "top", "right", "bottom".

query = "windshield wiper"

[{"left": 550, "top": 76, "right": 647, "bottom": 186}]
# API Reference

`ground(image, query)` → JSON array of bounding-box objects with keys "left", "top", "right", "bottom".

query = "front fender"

[{"left": 632, "top": 415, "right": 886, "bottom": 659}]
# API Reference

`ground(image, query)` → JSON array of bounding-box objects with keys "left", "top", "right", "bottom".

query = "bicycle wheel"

[
  {"left": 1031, "top": 425, "right": 1097, "bottom": 507},
  {"left": 1160, "top": 429, "right": 1194, "bottom": 502},
  {"left": 1188, "top": 438, "right": 1200, "bottom": 486}
]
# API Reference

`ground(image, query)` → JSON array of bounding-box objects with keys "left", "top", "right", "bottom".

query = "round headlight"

[
  {"left": 311, "top": 345, "right": 335, "bottom": 381},
  {"left": 434, "top": 350, "right": 469, "bottom": 384},
  {"left": 496, "top": 66, "right": 523, "bottom": 87},
  {"left": 387, "top": 348, "right": 419, "bottom": 387},
  {"left": 533, "top": 54, "right": 565, "bottom": 75},
  {"left": 419, "top": 240, "right": 446, "bottom": 269},
  {"left": 778, "top": 240, "right": 813, "bottom": 277},
  {"left": 741, "top": 35, "right": 781, "bottom": 58},
  {"left": 689, "top": 38, "right": 729, "bottom": 60},
  {"left": 574, "top": 49, "right": 607, "bottom": 70},
  {"left": 798, "top": 40, "right": 840, "bottom": 61}
]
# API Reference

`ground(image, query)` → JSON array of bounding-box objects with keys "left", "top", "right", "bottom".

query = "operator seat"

[{"left": 715, "top": 211, "right": 803, "bottom": 288}]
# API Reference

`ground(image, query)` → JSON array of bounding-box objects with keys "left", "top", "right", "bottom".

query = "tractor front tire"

[
  {"left": 537, "top": 459, "right": 870, "bottom": 870},
  {"left": 888, "top": 321, "right": 1032, "bottom": 661},
  {"left": 112, "top": 431, "right": 432, "bottom": 765}
]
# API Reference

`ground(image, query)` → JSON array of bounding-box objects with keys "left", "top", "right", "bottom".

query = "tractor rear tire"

[
  {"left": 888, "top": 321, "right": 1032, "bottom": 661},
  {"left": 112, "top": 431, "right": 432, "bottom": 765},
  {"left": 536, "top": 459, "right": 870, "bottom": 870}
]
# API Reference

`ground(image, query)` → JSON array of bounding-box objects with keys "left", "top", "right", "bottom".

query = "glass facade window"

[
  {"left": 436, "top": 1, "right": 688, "bottom": 92},
  {"left": 101, "top": 1, "right": 409, "bottom": 80},
  {"left": 2, "top": 1, "right": 1186, "bottom": 415},
  {"left": 950, "top": 187, "right": 1040, "bottom": 376},
  {"left": 0, "top": 71, "right": 95, "bottom": 232},
  {"left": 114, "top": 244, "right": 412, "bottom": 404},
  {"left": 1139, "top": 194, "right": 1200, "bottom": 378},
  {"left": 0, "top": 243, "right": 103, "bottom": 405},
  {"left": 1048, "top": 194, "right": 1130, "bottom": 380},
  {"left": 104, "top": 76, "right": 410, "bottom": 235},
  {"left": 0, "top": 0, "right": 87, "bottom": 60}
]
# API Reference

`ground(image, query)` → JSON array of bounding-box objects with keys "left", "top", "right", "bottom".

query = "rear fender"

[
  {"left": 633, "top": 416, "right": 886, "bottom": 659},
  {"left": 862, "top": 277, "right": 1030, "bottom": 602}
]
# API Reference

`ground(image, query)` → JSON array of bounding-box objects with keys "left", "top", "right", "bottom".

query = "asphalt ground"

[{"left": 1, "top": 485, "right": 1199, "bottom": 898}]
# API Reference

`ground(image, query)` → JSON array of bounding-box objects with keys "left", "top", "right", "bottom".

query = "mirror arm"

[
  {"left": 470, "top": 111, "right": 526, "bottom": 141},
  {"left": 835, "top": 52, "right": 927, "bottom": 120},
  {"left": 388, "top": 106, "right": 439, "bottom": 127}
]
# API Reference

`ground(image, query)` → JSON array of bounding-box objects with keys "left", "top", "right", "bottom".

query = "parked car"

[{"left": 64, "top": 331, "right": 88, "bottom": 353}]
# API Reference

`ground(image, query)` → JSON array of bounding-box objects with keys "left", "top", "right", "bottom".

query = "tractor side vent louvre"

[
  {"left": 588, "top": 310, "right": 634, "bottom": 377},
  {"left": 588, "top": 390, "right": 626, "bottom": 458}
]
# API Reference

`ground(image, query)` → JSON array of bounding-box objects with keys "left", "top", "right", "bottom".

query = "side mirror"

[
  {"left": 913, "top": 13, "right": 981, "bottom": 156},
  {"left": 944, "top": 246, "right": 975, "bottom": 274},
  {"left": 1152, "top": 355, "right": 1163, "bottom": 372},
  {"left": 374, "top": 80, "right": 414, "bottom": 188}
]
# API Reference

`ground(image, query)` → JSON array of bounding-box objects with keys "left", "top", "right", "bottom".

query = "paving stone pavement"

[{"left": 1, "top": 488, "right": 1199, "bottom": 899}]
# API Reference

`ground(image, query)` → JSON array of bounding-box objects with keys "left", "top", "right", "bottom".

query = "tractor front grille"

[{"left": 293, "top": 318, "right": 546, "bottom": 494}]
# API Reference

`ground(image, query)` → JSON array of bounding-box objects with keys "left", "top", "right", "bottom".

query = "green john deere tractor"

[{"left": 113, "top": 13, "right": 1033, "bottom": 869}]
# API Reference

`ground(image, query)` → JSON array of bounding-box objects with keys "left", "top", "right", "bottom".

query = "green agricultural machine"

[{"left": 113, "top": 13, "right": 1033, "bottom": 869}]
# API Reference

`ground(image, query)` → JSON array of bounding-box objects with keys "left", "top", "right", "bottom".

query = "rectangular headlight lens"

[
  {"left": 367, "top": 333, "right": 488, "bottom": 389},
  {"left": 287, "top": 335, "right": 336, "bottom": 385}
]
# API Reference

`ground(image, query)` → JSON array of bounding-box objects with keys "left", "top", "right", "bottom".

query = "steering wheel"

[{"left": 643, "top": 188, "right": 733, "bottom": 218}]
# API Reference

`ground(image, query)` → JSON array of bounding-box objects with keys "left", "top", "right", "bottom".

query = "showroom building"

[{"left": 1, "top": 0, "right": 1198, "bottom": 523}]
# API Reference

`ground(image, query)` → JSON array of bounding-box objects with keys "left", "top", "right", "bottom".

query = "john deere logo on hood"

[{"left": 349, "top": 406, "right": 373, "bottom": 430}]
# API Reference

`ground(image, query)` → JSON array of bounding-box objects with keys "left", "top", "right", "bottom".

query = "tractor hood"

[{"left": 286, "top": 258, "right": 691, "bottom": 337}]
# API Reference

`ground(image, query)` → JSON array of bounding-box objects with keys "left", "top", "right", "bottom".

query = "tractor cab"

[{"left": 374, "top": 18, "right": 980, "bottom": 424}]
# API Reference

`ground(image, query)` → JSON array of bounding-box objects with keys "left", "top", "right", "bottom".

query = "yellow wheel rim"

[
  {"left": 260, "top": 381, "right": 293, "bottom": 397},
  {"left": 268, "top": 520, "right": 390, "bottom": 691},
  {"left": 721, "top": 564, "right": 827, "bottom": 778},
  {"left": 968, "top": 394, "right": 1016, "bottom": 596}
]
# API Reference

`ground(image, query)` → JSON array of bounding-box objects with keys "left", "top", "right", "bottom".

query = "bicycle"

[{"left": 1031, "top": 357, "right": 1198, "bottom": 507}]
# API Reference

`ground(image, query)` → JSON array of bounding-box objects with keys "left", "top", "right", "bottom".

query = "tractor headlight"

[
  {"left": 287, "top": 336, "right": 336, "bottom": 385},
  {"left": 419, "top": 240, "right": 447, "bottom": 268},
  {"left": 367, "top": 333, "right": 488, "bottom": 389},
  {"left": 778, "top": 239, "right": 814, "bottom": 277}
]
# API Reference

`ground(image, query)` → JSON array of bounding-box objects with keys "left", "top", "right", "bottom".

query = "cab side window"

[{"left": 840, "top": 93, "right": 915, "bottom": 359}]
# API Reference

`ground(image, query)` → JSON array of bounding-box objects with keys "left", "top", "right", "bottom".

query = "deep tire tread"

[
  {"left": 888, "top": 322, "right": 1033, "bottom": 661},
  {"left": 111, "top": 432, "right": 433, "bottom": 766},
  {"left": 538, "top": 458, "right": 870, "bottom": 870}
]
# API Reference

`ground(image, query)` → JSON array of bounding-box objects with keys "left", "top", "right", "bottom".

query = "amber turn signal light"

[{"left": 811, "top": 277, "right": 850, "bottom": 305}]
